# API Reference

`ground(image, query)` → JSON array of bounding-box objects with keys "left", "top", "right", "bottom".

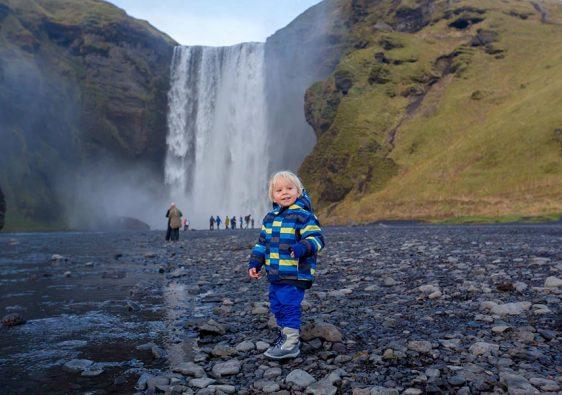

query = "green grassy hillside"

[{"left": 301, "top": 0, "right": 562, "bottom": 224}]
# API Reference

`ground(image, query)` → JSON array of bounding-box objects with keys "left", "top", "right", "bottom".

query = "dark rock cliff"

[{"left": 0, "top": 0, "right": 177, "bottom": 228}]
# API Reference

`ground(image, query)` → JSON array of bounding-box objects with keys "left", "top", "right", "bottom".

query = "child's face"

[{"left": 272, "top": 179, "right": 299, "bottom": 207}]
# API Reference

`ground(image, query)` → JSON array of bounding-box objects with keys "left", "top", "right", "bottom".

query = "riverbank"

[{"left": 1, "top": 225, "right": 560, "bottom": 393}]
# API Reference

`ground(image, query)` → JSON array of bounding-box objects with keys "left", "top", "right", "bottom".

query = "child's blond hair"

[{"left": 268, "top": 171, "right": 304, "bottom": 202}]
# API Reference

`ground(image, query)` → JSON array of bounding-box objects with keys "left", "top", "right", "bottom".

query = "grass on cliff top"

[
  {"left": 2, "top": 0, "right": 176, "bottom": 44},
  {"left": 305, "top": 0, "right": 562, "bottom": 224}
]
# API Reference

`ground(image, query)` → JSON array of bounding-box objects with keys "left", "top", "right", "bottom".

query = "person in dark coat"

[
  {"left": 231, "top": 216, "right": 237, "bottom": 229},
  {"left": 210, "top": 216, "right": 215, "bottom": 230},
  {"left": 166, "top": 203, "right": 183, "bottom": 242},
  {"left": 216, "top": 216, "right": 222, "bottom": 230}
]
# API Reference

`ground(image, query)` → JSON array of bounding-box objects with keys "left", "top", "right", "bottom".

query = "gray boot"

[{"left": 264, "top": 327, "right": 300, "bottom": 359}]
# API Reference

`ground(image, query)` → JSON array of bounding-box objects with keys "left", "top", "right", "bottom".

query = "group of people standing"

[
  {"left": 165, "top": 203, "right": 189, "bottom": 242},
  {"left": 209, "top": 214, "right": 254, "bottom": 230},
  {"left": 165, "top": 203, "right": 253, "bottom": 239}
]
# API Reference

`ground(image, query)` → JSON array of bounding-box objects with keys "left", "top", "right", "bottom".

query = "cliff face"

[
  {"left": 0, "top": 0, "right": 176, "bottom": 228},
  {"left": 300, "top": 0, "right": 562, "bottom": 223},
  {"left": 264, "top": 0, "right": 347, "bottom": 173}
]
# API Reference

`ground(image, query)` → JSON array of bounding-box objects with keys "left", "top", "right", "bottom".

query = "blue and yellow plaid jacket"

[{"left": 248, "top": 191, "right": 324, "bottom": 283}]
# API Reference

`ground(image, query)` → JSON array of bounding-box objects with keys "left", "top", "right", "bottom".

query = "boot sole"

[{"left": 264, "top": 349, "right": 300, "bottom": 360}]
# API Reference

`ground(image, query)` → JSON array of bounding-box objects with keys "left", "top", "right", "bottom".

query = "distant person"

[
  {"left": 251, "top": 218, "right": 255, "bottom": 229},
  {"left": 183, "top": 218, "right": 190, "bottom": 231},
  {"left": 166, "top": 203, "right": 182, "bottom": 242},
  {"left": 245, "top": 214, "right": 251, "bottom": 229},
  {"left": 216, "top": 215, "right": 222, "bottom": 230},
  {"left": 210, "top": 216, "right": 215, "bottom": 230},
  {"left": 239, "top": 216, "right": 243, "bottom": 229},
  {"left": 225, "top": 216, "right": 230, "bottom": 230},
  {"left": 248, "top": 171, "right": 324, "bottom": 360},
  {"left": 231, "top": 216, "right": 237, "bottom": 229}
]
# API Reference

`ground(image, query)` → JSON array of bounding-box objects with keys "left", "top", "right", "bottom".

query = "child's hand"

[{"left": 248, "top": 267, "right": 261, "bottom": 279}]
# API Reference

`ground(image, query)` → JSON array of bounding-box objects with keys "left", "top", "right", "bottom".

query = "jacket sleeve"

[
  {"left": 165, "top": 209, "right": 170, "bottom": 218},
  {"left": 294, "top": 213, "right": 324, "bottom": 257},
  {"left": 248, "top": 222, "right": 267, "bottom": 271}
]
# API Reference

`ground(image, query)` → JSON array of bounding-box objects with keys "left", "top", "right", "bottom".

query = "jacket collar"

[{"left": 272, "top": 189, "right": 314, "bottom": 214}]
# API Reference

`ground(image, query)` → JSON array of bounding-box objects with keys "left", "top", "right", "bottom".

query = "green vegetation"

[{"left": 301, "top": 0, "right": 562, "bottom": 225}]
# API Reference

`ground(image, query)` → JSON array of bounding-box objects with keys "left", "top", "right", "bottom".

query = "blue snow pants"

[{"left": 269, "top": 283, "right": 305, "bottom": 330}]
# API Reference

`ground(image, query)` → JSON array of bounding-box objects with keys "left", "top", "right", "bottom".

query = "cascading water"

[{"left": 165, "top": 43, "right": 270, "bottom": 228}]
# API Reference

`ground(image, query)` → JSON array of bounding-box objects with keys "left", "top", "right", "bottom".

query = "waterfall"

[{"left": 165, "top": 43, "right": 270, "bottom": 228}]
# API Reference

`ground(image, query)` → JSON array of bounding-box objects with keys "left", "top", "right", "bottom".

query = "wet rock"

[
  {"left": 499, "top": 372, "right": 539, "bottom": 394},
  {"left": 381, "top": 276, "right": 398, "bottom": 286},
  {"left": 369, "top": 387, "right": 399, "bottom": 395},
  {"left": 286, "top": 369, "right": 316, "bottom": 388},
  {"left": 256, "top": 341, "right": 269, "bottom": 352},
  {"left": 513, "top": 281, "right": 527, "bottom": 292},
  {"left": 469, "top": 341, "right": 499, "bottom": 356},
  {"left": 305, "top": 369, "right": 343, "bottom": 395},
  {"left": 492, "top": 325, "right": 511, "bottom": 334},
  {"left": 151, "top": 344, "right": 167, "bottom": 359},
  {"left": 301, "top": 320, "right": 343, "bottom": 342},
  {"left": 170, "top": 268, "right": 190, "bottom": 278},
  {"left": 528, "top": 377, "right": 559, "bottom": 392},
  {"left": 328, "top": 288, "right": 353, "bottom": 298},
  {"left": 211, "top": 343, "right": 236, "bottom": 358},
  {"left": 2, "top": 313, "right": 25, "bottom": 327},
  {"left": 198, "top": 319, "right": 226, "bottom": 335},
  {"left": 81, "top": 366, "right": 104, "bottom": 377},
  {"left": 135, "top": 372, "right": 153, "bottom": 390},
  {"left": 407, "top": 340, "right": 432, "bottom": 353},
  {"left": 51, "top": 254, "right": 66, "bottom": 262},
  {"left": 147, "top": 376, "right": 170, "bottom": 392},
  {"left": 263, "top": 367, "right": 282, "bottom": 379},
  {"left": 172, "top": 362, "right": 206, "bottom": 378},
  {"left": 251, "top": 302, "right": 269, "bottom": 314},
  {"left": 189, "top": 377, "right": 215, "bottom": 389},
  {"left": 64, "top": 271, "right": 72, "bottom": 277},
  {"left": 235, "top": 340, "right": 255, "bottom": 352},
  {"left": 544, "top": 276, "right": 562, "bottom": 288},
  {"left": 480, "top": 301, "right": 532, "bottom": 316},
  {"left": 211, "top": 359, "right": 241, "bottom": 377},
  {"left": 253, "top": 379, "right": 280, "bottom": 392},
  {"left": 63, "top": 359, "right": 94, "bottom": 373},
  {"left": 208, "top": 384, "right": 236, "bottom": 394},
  {"left": 448, "top": 375, "right": 466, "bottom": 386}
]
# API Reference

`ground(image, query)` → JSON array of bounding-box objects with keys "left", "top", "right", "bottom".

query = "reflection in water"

[{"left": 162, "top": 281, "right": 195, "bottom": 366}]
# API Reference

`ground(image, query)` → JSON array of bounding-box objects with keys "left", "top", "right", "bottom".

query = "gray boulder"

[{"left": 301, "top": 320, "right": 343, "bottom": 342}]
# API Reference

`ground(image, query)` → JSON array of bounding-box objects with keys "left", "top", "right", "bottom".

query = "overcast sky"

[{"left": 107, "top": 0, "right": 322, "bottom": 46}]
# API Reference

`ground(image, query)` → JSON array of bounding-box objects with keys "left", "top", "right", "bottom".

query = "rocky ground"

[{"left": 1, "top": 224, "right": 561, "bottom": 394}]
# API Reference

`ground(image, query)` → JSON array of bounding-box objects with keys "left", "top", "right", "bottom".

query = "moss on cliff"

[{"left": 302, "top": 0, "right": 562, "bottom": 224}]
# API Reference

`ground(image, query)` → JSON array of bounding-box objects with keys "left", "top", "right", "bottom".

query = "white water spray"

[{"left": 165, "top": 44, "right": 270, "bottom": 228}]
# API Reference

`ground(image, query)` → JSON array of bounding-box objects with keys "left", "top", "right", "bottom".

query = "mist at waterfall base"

[{"left": 63, "top": 160, "right": 170, "bottom": 230}]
